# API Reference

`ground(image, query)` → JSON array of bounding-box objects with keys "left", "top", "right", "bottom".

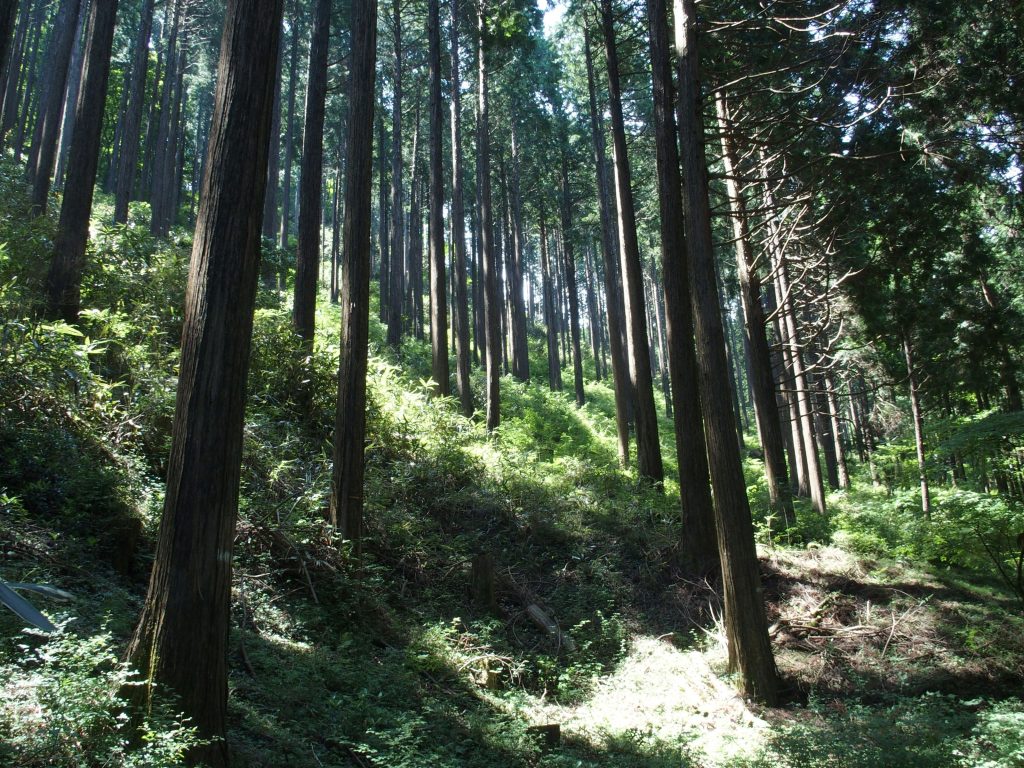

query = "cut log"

[{"left": 525, "top": 604, "right": 577, "bottom": 652}]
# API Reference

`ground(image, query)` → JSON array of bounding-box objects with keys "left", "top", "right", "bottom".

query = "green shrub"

[{"left": 0, "top": 628, "right": 204, "bottom": 767}]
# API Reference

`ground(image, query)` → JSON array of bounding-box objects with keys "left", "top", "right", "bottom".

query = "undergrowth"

[{"left": 1, "top": 158, "right": 1022, "bottom": 767}]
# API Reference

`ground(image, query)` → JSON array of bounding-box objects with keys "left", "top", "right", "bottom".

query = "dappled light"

[{"left": 2, "top": 0, "right": 1024, "bottom": 765}]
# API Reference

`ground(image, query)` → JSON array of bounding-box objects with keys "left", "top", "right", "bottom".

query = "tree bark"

[
  {"left": 540, "top": 212, "right": 561, "bottom": 392},
  {"left": 293, "top": 0, "right": 331, "bottom": 343},
  {"left": 126, "top": 5, "right": 283, "bottom": 764},
  {"left": 53, "top": 10, "right": 87, "bottom": 192},
  {"left": 426, "top": 0, "right": 449, "bottom": 394},
  {"left": 279, "top": 0, "right": 299, "bottom": 250},
  {"left": 0, "top": 0, "right": 24, "bottom": 141},
  {"left": 903, "top": 332, "right": 931, "bottom": 517},
  {"left": 584, "top": 25, "right": 630, "bottom": 467},
  {"left": 28, "top": 0, "right": 82, "bottom": 216},
  {"left": 508, "top": 121, "right": 530, "bottom": 381},
  {"left": 150, "top": 0, "right": 185, "bottom": 236},
  {"left": 330, "top": 0, "right": 377, "bottom": 543},
  {"left": 45, "top": 0, "right": 118, "bottom": 323},
  {"left": 477, "top": 0, "right": 499, "bottom": 431},
  {"left": 387, "top": 0, "right": 405, "bottom": 348},
  {"left": 262, "top": 16, "right": 284, "bottom": 240},
  {"left": 601, "top": 0, "right": 663, "bottom": 484},
  {"left": 715, "top": 92, "right": 793, "bottom": 525},
  {"left": 114, "top": 0, "right": 155, "bottom": 224},
  {"left": 449, "top": 0, "right": 473, "bottom": 416},
  {"left": 674, "top": 0, "right": 778, "bottom": 704},
  {"left": 378, "top": 105, "right": 390, "bottom": 320},
  {"left": 645, "top": 0, "right": 717, "bottom": 574},
  {"left": 559, "top": 141, "right": 585, "bottom": 406}
]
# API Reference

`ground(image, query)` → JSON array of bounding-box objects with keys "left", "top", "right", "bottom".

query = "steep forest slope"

[{"left": 0, "top": 171, "right": 1022, "bottom": 767}]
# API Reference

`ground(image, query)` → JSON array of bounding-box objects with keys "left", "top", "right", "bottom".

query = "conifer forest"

[{"left": 1, "top": 0, "right": 1024, "bottom": 765}]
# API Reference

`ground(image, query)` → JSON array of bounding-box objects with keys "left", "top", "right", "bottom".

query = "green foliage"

[
  {"left": 831, "top": 484, "right": 1024, "bottom": 600},
  {"left": 0, "top": 628, "right": 203, "bottom": 767},
  {"left": 741, "top": 694, "right": 1024, "bottom": 768}
]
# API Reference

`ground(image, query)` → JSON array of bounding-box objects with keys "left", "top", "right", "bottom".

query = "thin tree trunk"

[
  {"left": 508, "top": 121, "right": 530, "bottom": 381},
  {"left": 45, "top": 0, "right": 118, "bottom": 323},
  {"left": 540, "top": 212, "right": 561, "bottom": 391},
  {"left": 331, "top": 0, "right": 377, "bottom": 541},
  {"left": 0, "top": 0, "right": 27, "bottom": 142},
  {"left": 14, "top": 0, "right": 47, "bottom": 160},
  {"left": 449, "top": 0, "right": 472, "bottom": 415},
  {"left": 387, "top": 0, "right": 404, "bottom": 347},
  {"left": 825, "top": 369, "right": 850, "bottom": 489},
  {"left": 559, "top": 142, "right": 585, "bottom": 406},
  {"left": 378, "top": 105, "right": 390, "bottom": 320},
  {"left": 126, "top": 5, "right": 283, "bottom": 764},
  {"left": 54, "top": 13, "right": 87, "bottom": 191},
  {"left": 279, "top": 0, "right": 299, "bottom": 250},
  {"left": 601, "top": 0, "right": 662, "bottom": 483},
  {"left": 426, "top": 0, "right": 449, "bottom": 394},
  {"left": 293, "top": 0, "right": 331, "bottom": 343},
  {"left": 477, "top": 0, "right": 499, "bottom": 431},
  {"left": 674, "top": 0, "right": 778, "bottom": 704},
  {"left": 715, "top": 92, "right": 793, "bottom": 524},
  {"left": 28, "top": 0, "right": 83, "bottom": 216},
  {"left": 261, "top": 16, "right": 284, "bottom": 239},
  {"left": 903, "top": 332, "right": 931, "bottom": 517},
  {"left": 114, "top": 0, "right": 155, "bottom": 223},
  {"left": 330, "top": 162, "right": 341, "bottom": 302},
  {"left": 584, "top": 242, "right": 602, "bottom": 381},
  {"left": 584, "top": 25, "right": 630, "bottom": 467},
  {"left": 644, "top": 0, "right": 717, "bottom": 573}
]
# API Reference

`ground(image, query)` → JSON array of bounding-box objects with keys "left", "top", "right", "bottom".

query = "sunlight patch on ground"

[{"left": 531, "top": 634, "right": 769, "bottom": 764}]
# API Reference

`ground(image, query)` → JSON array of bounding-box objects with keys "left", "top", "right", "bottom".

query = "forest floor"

[{"left": 1, "top": 184, "right": 1023, "bottom": 767}]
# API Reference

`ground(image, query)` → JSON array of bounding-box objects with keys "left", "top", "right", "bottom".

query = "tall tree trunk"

[
  {"left": 293, "top": 0, "right": 330, "bottom": 343},
  {"left": 715, "top": 92, "right": 793, "bottom": 525},
  {"left": 330, "top": 161, "right": 341, "bottom": 302},
  {"left": 584, "top": 25, "right": 630, "bottom": 467},
  {"left": 114, "top": 0, "right": 155, "bottom": 224},
  {"left": 477, "top": 1, "right": 499, "bottom": 431},
  {"left": 645, "top": 0, "right": 717, "bottom": 574},
  {"left": 378, "top": 105, "right": 390, "bottom": 320},
  {"left": 772, "top": 248, "right": 826, "bottom": 514},
  {"left": 387, "top": 0, "right": 404, "bottom": 347},
  {"left": 648, "top": 267, "right": 672, "bottom": 417},
  {"left": 449, "top": 0, "right": 473, "bottom": 416},
  {"left": 279, "top": 0, "right": 299, "bottom": 250},
  {"left": 600, "top": 0, "right": 663, "bottom": 483},
  {"left": 150, "top": 0, "right": 184, "bottom": 236},
  {"left": 261, "top": 16, "right": 284, "bottom": 240},
  {"left": 426, "top": 0, "right": 449, "bottom": 395},
  {"left": 28, "top": 0, "right": 82, "bottom": 216},
  {"left": 14, "top": 0, "right": 47, "bottom": 161},
  {"left": 540, "top": 212, "right": 561, "bottom": 392},
  {"left": 53, "top": 12, "right": 87, "bottom": 192},
  {"left": 825, "top": 369, "right": 850, "bottom": 489},
  {"left": 508, "top": 121, "right": 530, "bottom": 381},
  {"left": 559, "top": 142, "right": 585, "bottom": 406},
  {"left": 45, "top": 0, "right": 118, "bottom": 323},
  {"left": 126, "top": 5, "right": 283, "bottom": 764},
  {"left": 102, "top": 62, "right": 130, "bottom": 194},
  {"left": 584, "top": 242, "right": 603, "bottom": 381},
  {"left": 903, "top": 332, "right": 931, "bottom": 517},
  {"left": 0, "top": 0, "right": 25, "bottom": 141},
  {"left": 673, "top": 0, "right": 778, "bottom": 704},
  {"left": 330, "top": 0, "right": 377, "bottom": 541}
]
